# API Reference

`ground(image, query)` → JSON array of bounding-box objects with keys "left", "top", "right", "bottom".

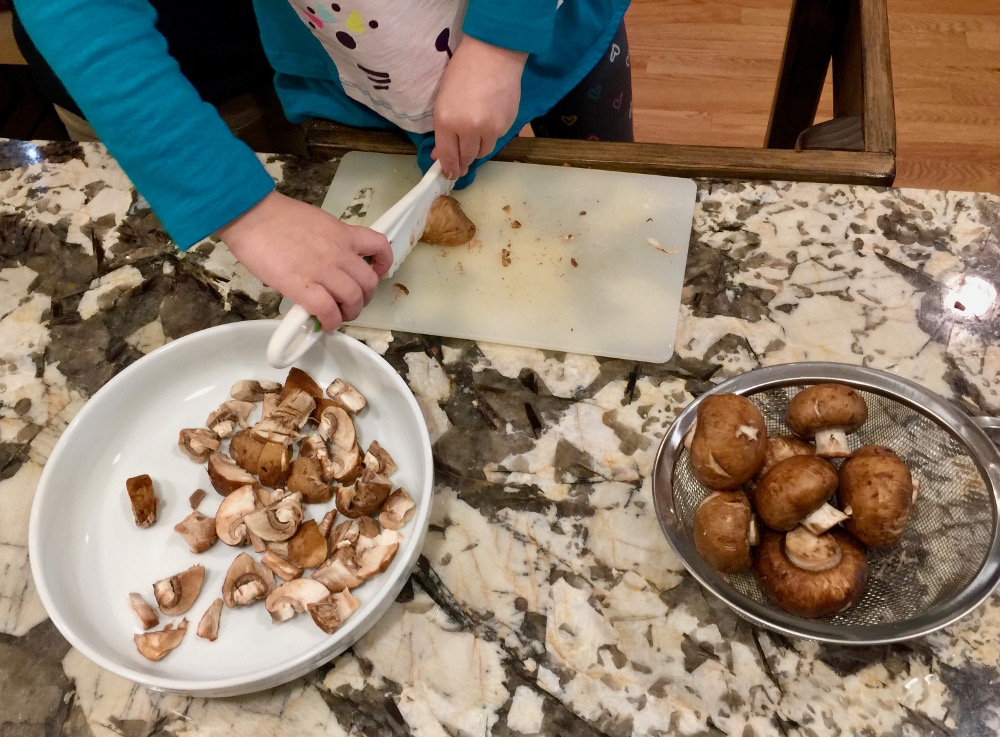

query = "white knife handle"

[{"left": 267, "top": 303, "right": 321, "bottom": 368}]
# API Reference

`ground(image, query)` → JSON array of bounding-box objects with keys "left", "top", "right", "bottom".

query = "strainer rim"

[{"left": 652, "top": 361, "right": 1000, "bottom": 645}]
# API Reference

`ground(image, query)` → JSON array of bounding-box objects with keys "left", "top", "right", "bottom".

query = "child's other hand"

[
  {"left": 431, "top": 36, "right": 528, "bottom": 179},
  {"left": 217, "top": 191, "right": 393, "bottom": 330}
]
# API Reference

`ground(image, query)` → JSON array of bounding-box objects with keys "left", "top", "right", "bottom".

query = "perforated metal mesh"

[{"left": 672, "top": 386, "right": 997, "bottom": 626}]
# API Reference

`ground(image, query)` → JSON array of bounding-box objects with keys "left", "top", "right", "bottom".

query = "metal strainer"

[{"left": 652, "top": 362, "right": 1000, "bottom": 644}]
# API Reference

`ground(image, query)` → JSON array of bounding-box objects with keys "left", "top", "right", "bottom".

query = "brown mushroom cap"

[
  {"left": 286, "top": 519, "right": 329, "bottom": 568},
  {"left": 126, "top": 474, "right": 159, "bottom": 528},
  {"left": 692, "top": 491, "right": 755, "bottom": 573},
  {"left": 308, "top": 590, "right": 361, "bottom": 634},
  {"left": 257, "top": 442, "right": 292, "bottom": 488},
  {"left": 786, "top": 384, "right": 868, "bottom": 457},
  {"left": 336, "top": 466, "right": 392, "bottom": 518},
  {"left": 152, "top": 564, "right": 205, "bottom": 616},
  {"left": 838, "top": 445, "right": 914, "bottom": 547},
  {"left": 229, "top": 429, "right": 267, "bottom": 476},
  {"left": 754, "top": 436, "right": 816, "bottom": 482},
  {"left": 688, "top": 394, "right": 767, "bottom": 491},
  {"left": 753, "top": 529, "right": 869, "bottom": 618},
  {"left": 282, "top": 367, "right": 325, "bottom": 401},
  {"left": 754, "top": 455, "right": 839, "bottom": 531}
]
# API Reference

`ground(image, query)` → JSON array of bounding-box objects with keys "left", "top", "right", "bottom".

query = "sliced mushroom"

[
  {"left": 693, "top": 491, "right": 756, "bottom": 573},
  {"left": 330, "top": 442, "right": 363, "bottom": 484},
  {"left": 298, "top": 435, "right": 337, "bottom": 482},
  {"left": 265, "top": 578, "right": 332, "bottom": 623},
  {"left": 317, "top": 509, "right": 338, "bottom": 538},
  {"left": 206, "top": 400, "right": 256, "bottom": 439},
  {"left": 252, "top": 388, "right": 315, "bottom": 445},
  {"left": 379, "top": 488, "right": 415, "bottom": 530},
  {"left": 307, "top": 590, "right": 361, "bottom": 634},
  {"left": 282, "top": 367, "right": 324, "bottom": 401},
  {"left": 178, "top": 428, "right": 221, "bottom": 463},
  {"left": 336, "top": 466, "right": 392, "bottom": 518},
  {"left": 261, "top": 392, "right": 279, "bottom": 420},
  {"left": 286, "top": 519, "right": 329, "bottom": 568},
  {"left": 207, "top": 452, "right": 257, "bottom": 497},
  {"left": 786, "top": 383, "right": 868, "bottom": 458},
  {"left": 355, "top": 516, "right": 380, "bottom": 539},
  {"left": 365, "top": 440, "right": 397, "bottom": 477},
  {"left": 326, "top": 379, "right": 366, "bottom": 414},
  {"left": 215, "top": 484, "right": 258, "bottom": 546},
  {"left": 126, "top": 474, "right": 159, "bottom": 528},
  {"left": 134, "top": 619, "right": 188, "bottom": 661},
  {"left": 420, "top": 195, "right": 477, "bottom": 247},
  {"left": 128, "top": 592, "right": 159, "bottom": 630},
  {"left": 173, "top": 510, "right": 219, "bottom": 553},
  {"left": 839, "top": 445, "right": 914, "bottom": 547},
  {"left": 257, "top": 441, "right": 292, "bottom": 488},
  {"left": 688, "top": 394, "right": 767, "bottom": 490},
  {"left": 231, "top": 379, "right": 282, "bottom": 402},
  {"left": 317, "top": 405, "right": 356, "bottom": 449},
  {"left": 196, "top": 598, "right": 223, "bottom": 641},
  {"left": 222, "top": 552, "right": 275, "bottom": 607},
  {"left": 356, "top": 529, "right": 402, "bottom": 579},
  {"left": 189, "top": 488, "right": 207, "bottom": 510},
  {"left": 328, "top": 518, "right": 360, "bottom": 550},
  {"left": 754, "top": 529, "right": 868, "bottom": 618},
  {"left": 754, "top": 455, "right": 839, "bottom": 532},
  {"left": 152, "top": 564, "right": 205, "bottom": 616},
  {"left": 243, "top": 492, "right": 304, "bottom": 542},
  {"left": 312, "top": 547, "right": 364, "bottom": 591},
  {"left": 262, "top": 548, "right": 303, "bottom": 582},
  {"left": 311, "top": 397, "right": 347, "bottom": 423},
  {"left": 229, "top": 428, "right": 267, "bottom": 476},
  {"left": 286, "top": 456, "right": 334, "bottom": 504}
]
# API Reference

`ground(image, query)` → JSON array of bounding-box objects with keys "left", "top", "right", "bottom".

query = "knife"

[{"left": 267, "top": 161, "right": 454, "bottom": 368}]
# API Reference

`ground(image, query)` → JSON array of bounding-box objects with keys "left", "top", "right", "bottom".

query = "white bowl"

[{"left": 29, "top": 321, "right": 433, "bottom": 696}]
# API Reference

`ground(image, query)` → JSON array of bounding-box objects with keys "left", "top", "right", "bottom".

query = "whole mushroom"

[
  {"left": 786, "top": 383, "right": 868, "bottom": 458},
  {"left": 688, "top": 394, "right": 767, "bottom": 490},
  {"left": 754, "top": 436, "right": 816, "bottom": 482},
  {"left": 753, "top": 528, "right": 869, "bottom": 618},
  {"left": 754, "top": 455, "right": 843, "bottom": 533},
  {"left": 692, "top": 491, "right": 757, "bottom": 573},
  {"left": 838, "top": 445, "right": 914, "bottom": 546}
]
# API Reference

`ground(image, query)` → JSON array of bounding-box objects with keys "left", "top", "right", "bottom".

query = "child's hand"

[
  {"left": 217, "top": 191, "right": 393, "bottom": 330},
  {"left": 431, "top": 35, "right": 528, "bottom": 179}
]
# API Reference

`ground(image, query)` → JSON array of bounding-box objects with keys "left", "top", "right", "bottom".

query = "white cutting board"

[{"left": 319, "top": 152, "right": 695, "bottom": 362}]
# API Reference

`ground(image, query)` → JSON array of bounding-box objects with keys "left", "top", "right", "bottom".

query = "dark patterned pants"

[{"left": 531, "top": 22, "right": 633, "bottom": 143}]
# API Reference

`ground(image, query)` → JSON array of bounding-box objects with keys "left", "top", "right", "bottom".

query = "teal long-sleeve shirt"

[{"left": 15, "top": 0, "right": 629, "bottom": 249}]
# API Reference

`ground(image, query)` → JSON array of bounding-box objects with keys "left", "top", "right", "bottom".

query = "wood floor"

[{"left": 625, "top": 0, "right": 1000, "bottom": 194}]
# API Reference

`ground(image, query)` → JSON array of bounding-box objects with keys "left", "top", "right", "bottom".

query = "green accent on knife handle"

[{"left": 311, "top": 316, "right": 321, "bottom": 332}]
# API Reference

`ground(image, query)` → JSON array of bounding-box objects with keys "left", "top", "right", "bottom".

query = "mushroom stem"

[
  {"left": 784, "top": 527, "right": 843, "bottom": 572},
  {"left": 813, "top": 427, "right": 851, "bottom": 458},
  {"left": 800, "top": 502, "right": 850, "bottom": 535},
  {"left": 747, "top": 516, "right": 760, "bottom": 547}
]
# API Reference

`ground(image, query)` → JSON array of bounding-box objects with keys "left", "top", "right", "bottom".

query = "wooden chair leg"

[{"left": 765, "top": 0, "right": 849, "bottom": 149}]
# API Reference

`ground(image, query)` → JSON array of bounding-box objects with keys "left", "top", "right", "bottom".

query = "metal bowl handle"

[{"left": 972, "top": 415, "right": 1000, "bottom": 435}]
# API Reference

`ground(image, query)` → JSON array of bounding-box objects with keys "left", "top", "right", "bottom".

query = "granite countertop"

[{"left": 2, "top": 138, "right": 999, "bottom": 737}]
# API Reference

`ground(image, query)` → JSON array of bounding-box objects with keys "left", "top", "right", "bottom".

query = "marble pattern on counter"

[{"left": 2, "top": 138, "right": 1000, "bottom": 737}]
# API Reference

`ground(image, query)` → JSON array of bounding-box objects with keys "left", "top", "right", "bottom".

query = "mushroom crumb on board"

[
  {"left": 130, "top": 365, "right": 418, "bottom": 661},
  {"left": 683, "top": 384, "right": 918, "bottom": 618}
]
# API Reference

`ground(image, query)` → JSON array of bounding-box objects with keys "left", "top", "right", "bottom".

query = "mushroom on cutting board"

[
  {"left": 838, "top": 445, "right": 914, "bottom": 546},
  {"left": 754, "top": 455, "right": 844, "bottom": 533},
  {"left": 688, "top": 394, "right": 767, "bottom": 490},
  {"left": 692, "top": 491, "right": 757, "bottom": 573},
  {"left": 786, "top": 384, "right": 868, "bottom": 458},
  {"left": 753, "top": 528, "right": 869, "bottom": 617},
  {"left": 420, "top": 195, "right": 477, "bottom": 247}
]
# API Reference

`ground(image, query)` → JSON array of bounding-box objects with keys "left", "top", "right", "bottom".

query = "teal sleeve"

[
  {"left": 463, "top": 1, "right": 558, "bottom": 54},
  {"left": 13, "top": 0, "right": 275, "bottom": 249}
]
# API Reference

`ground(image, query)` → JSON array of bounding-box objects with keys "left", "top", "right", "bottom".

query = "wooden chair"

[{"left": 304, "top": 0, "right": 895, "bottom": 186}]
